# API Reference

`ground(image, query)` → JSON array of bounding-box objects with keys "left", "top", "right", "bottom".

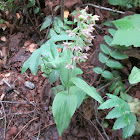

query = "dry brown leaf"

[
  {"left": 1, "top": 36, "right": 7, "bottom": 42},
  {"left": 0, "top": 23, "right": 7, "bottom": 30},
  {"left": 24, "top": 40, "right": 32, "bottom": 47},
  {"left": 63, "top": 0, "right": 82, "bottom": 9},
  {"left": 26, "top": 43, "right": 38, "bottom": 52},
  {"left": 4, "top": 21, "right": 12, "bottom": 28},
  {"left": 57, "top": 48, "right": 62, "bottom": 53},
  {"left": 16, "top": 13, "right": 20, "bottom": 20},
  {"left": 5, "top": 11, "right": 9, "bottom": 16},
  {"left": 64, "top": 9, "right": 69, "bottom": 18}
]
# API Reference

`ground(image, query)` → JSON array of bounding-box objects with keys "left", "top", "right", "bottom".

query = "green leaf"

[
  {"left": 100, "top": 44, "right": 111, "bottom": 55},
  {"left": 108, "top": 0, "right": 130, "bottom": 6},
  {"left": 52, "top": 91, "right": 77, "bottom": 136},
  {"left": 122, "top": 113, "right": 136, "bottom": 139},
  {"left": 58, "top": 19, "right": 63, "bottom": 27},
  {"left": 50, "top": 29, "right": 57, "bottom": 37},
  {"left": 0, "top": 19, "right": 4, "bottom": 23},
  {"left": 72, "top": 67, "right": 83, "bottom": 77},
  {"left": 34, "top": 7, "right": 39, "bottom": 14},
  {"left": 113, "top": 45, "right": 131, "bottom": 50},
  {"left": 104, "top": 35, "right": 113, "bottom": 46},
  {"left": 52, "top": 85, "right": 65, "bottom": 96},
  {"left": 93, "top": 67, "right": 103, "bottom": 74},
  {"left": 103, "top": 21, "right": 115, "bottom": 27},
  {"left": 106, "top": 107, "right": 123, "bottom": 119},
  {"left": 49, "top": 70, "right": 59, "bottom": 83},
  {"left": 106, "top": 94, "right": 130, "bottom": 112},
  {"left": 22, "top": 49, "right": 41, "bottom": 75},
  {"left": 70, "top": 86, "right": 86, "bottom": 108},
  {"left": 102, "top": 70, "right": 114, "bottom": 80},
  {"left": 120, "top": 92, "right": 133, "bottom": 102},
  {"left": 106, "top": 59, "right": 123, "bottom": 69},
  {"left": 110, "top": 82, "right": 118, "bottom": 92},
  {"left": 110, "top": 50, "right": 128, "bottom": 60},
  {"left": 108, "top": 28, "right": 116, "bottom": 36},
  {"left": 63, "top": 26, "right": 72, "bottom": 30},
  {"left": 112, "top": 14, "right": 140, "bottom": 47},
  {"left": 99, "top": 52, "right": 108, "bottom": 63},
  {"left": 71, "top": 77, "right": 103, "bottom": 103},
  {"left": 60, "top": 63, "right": 70, "bottom": 87},
  {"left": 128, "top": 66, "right": 140, "bottom": 84},
  {"left": 123, "top": 123, "right": 135, "bottom": 139},
  {"left": 113, "top": 114, "right": 129, "bottom": 130},
  {"left": 40, "top": 15, "right": 52, "bottom": 31},
  {"left": 113, "top": 112, "right": 136, "bottom": 130},
  {"left": 50, "top": 35, "right": 76, "bottom": 42},
  {"left": 98, "top": 99, "right": 118, "bottom": 109},
  {"left": 114, "top": 87, "right": 120, "bottom": 95},
  {"left": 54, "top": 25, "right": 61, "bottom": 33},
  {"left": 27, "top": 0, "right": 35, "bottom": 8},
  {"left": 99, "top": 52, "right": 123, "bottom": 69}
]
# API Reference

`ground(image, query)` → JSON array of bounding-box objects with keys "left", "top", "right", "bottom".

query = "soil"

[{"left": 0, "top": 0, "right": 140, "bottom": 140}]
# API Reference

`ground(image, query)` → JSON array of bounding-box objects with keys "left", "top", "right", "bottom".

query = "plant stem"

[
  {"left": 125, "top": 85, "right": 132, "bottom": 94},
  {"left": 61, "top": 0, "right": 65, "bottom": 22}
]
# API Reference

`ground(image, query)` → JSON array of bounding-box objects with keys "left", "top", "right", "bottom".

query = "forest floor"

[{"left": 0, "top": 0, "right": 140, "bottom": 140}]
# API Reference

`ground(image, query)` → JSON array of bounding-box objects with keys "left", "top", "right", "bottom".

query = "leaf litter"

[{"left": 0, "top": 0, "right": 140, "bottom": 140}]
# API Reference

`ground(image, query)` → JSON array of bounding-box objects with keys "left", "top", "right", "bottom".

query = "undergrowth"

[{"left": 20, "top": 4, "right": 140, "bottom": 140}]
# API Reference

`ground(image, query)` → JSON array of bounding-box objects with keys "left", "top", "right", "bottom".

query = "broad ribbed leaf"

[
  {"left": 104, "top": 35, "right": 113, "bottom": 46},
  {"left": 112, "top": 14, "right": 140, "bottom": 47},
  {"left": 100, "top": 44, "right": 111, "bottom": 55},
  {"left": 49, "top": 70, "right": 59, "bottom": 83},
  {"left": 93, "top": 67, "right": 103, "bottom": 74},
  {"left": 50, "top": 35, "right": 76, "bottom": 42},
  {"left": 128, "top": 66, "right": 140, "bottom": 84},
  {"left": 111, "top": 50, "right": 128, "bottom": 60},
  {"left": 71, "top": 77, "right": 103, "bottom": 103},
  {"left": 60, "top": 63, "right": 70, "bottom": 87},
  {"left": 52, "top": 91, "right": 77, "bottom": 136},
  {"left": 70, "top": 86, "right": 86, "bottom": 108}
]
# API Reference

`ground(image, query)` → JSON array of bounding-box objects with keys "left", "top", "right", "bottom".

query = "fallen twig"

[
  {"left": 77, "top": 110, "right": 106, "bottom": 140},
  {"left": 13, "top": 117, "right": 39, "bottom": 140},
  {"left": 1, "top": 102, "right": 7, "bottom": 140},
  {"left": 82, "top": 3, "right": 125, "bottom": 14},
  {"left": 94, "top": 101, "right": 110, "bottom": 140}
]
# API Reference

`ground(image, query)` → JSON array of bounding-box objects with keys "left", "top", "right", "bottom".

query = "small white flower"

[
  {"left": 62, "top": 42, "right": 72, "bottom": 50},
  {"left": 66, "top": 30, "right": 75, "bottom": 37},
  {"left": 92, "top": 15, "right": 100, "bottom": 21},
  {"left": 85, "top": 45, "right": 91, "bottom": 51},
  {"left": 81, "top": 53, "right": 89, "bottom": 59},
  {"left": 65, "top": 63, "right": 74, "bottom": 69},
  {"left": 72, "top": 46, "right": 82, "bottom": 51}
]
